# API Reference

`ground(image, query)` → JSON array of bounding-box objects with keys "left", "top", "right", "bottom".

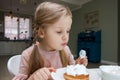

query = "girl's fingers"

[
  {"left": 82, "top": 58, "right": 88, "bottom": 66},
  {"left": 34, "top": 68, "right": 50, "bottom": 80},
  {"left": 76, "top": 57, "right": 88, "bottom": 66},
  {"left": 40, "top": 68, "right": 50, "bottom": 79},
  {"left": 35, "top": 71, "right": 44, "bottom": 80},
  {"left": 48, "top": 67, "right": 56, "bottom": 72}
]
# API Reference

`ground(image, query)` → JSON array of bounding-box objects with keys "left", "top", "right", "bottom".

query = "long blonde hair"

[{"left": 28, "top": 1, "right": 72, "bottom": 76}]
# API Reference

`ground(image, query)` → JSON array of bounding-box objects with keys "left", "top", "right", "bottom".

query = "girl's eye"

[
  {"left": 67, "top": 30, "right": 70, "bottom": 33},
  {"left": 56, "top": 31, "right": 62, "bottom": 34}
]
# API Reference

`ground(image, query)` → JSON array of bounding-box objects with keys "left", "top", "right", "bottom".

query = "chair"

[{"left": 7, "top": 55, "right": 21, "bottom": 75}]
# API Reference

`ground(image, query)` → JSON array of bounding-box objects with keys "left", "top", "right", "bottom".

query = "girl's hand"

[
  {"left": 28, "top": 67, "right": 56, "bottom": 80},
  {"left": 75, "top": 56, "right": 88, "bottom": 66},
  {"left": 12, "top": 74, "right": 28, "bottom": 80}
]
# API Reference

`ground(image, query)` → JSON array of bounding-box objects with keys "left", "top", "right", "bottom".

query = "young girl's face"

[{"left": 39, "top": 16, "right": 72, "bottom": 51}]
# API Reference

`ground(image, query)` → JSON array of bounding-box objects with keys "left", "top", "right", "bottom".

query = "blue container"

[{"left": 77, "top": 30, "right": 101, "bottom": 63}]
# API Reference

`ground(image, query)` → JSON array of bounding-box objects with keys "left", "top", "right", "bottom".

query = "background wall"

[
  {"left": 0, "top": 41, "right": 31, "bottom": 55},
  {"left": 69, "top": 0, "right": 118, "bottom": 64},
  {"left": 0, "top": 11, "right": 4, "bottom": 33},
  {"left": 0, "top": 0, "right": 118, "bottom": 64}
]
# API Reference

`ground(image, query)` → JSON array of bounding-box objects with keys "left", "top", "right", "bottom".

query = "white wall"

[{"left": 69, "top": 0, "right": 118, "bottom": 63}]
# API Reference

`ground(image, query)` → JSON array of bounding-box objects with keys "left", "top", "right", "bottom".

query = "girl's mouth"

[{"left": 62, "top": 43, "right": 67, "bottom": 46}]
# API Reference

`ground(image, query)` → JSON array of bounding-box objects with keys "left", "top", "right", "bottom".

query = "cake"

[{"left": 64, "top": 64, "right": 89, "bottom": 80}]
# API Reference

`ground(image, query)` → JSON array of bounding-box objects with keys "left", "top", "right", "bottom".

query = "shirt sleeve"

[
  {"left": 12, "top": 46, "right": 33, "bottom": 80},
  {"left": 19, "top": 50, "right": 29, "bottom": 75},
  {"left": 63, "top": 46, "right": 75, "bottom": 65}
]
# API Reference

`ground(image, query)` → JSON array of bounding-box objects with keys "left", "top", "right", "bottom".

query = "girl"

[{"left": 13, "top": 1, "right": 88, "bottom": 80}]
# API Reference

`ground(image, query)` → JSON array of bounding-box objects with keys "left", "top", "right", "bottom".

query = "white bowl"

[{"left": 99, "top": 65, "right": 120, "bottom": 80}]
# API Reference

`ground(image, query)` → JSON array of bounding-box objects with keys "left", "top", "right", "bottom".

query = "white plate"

[
  {"left": 51, "top": 68, "right": 66, "bottom": 80},
  {"left": 51, "top": 68, "right": 102, "bottom": 80}
]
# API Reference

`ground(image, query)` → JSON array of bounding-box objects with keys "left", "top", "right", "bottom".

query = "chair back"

[{"left": 7, "top": 55, "right": 21, "bottom": 75}]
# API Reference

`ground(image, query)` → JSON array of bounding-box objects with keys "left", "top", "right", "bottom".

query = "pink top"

[{"left": 13, "top": 44, "right": 75, "bottom": 80}]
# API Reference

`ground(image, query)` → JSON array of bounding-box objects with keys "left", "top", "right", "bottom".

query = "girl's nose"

[{"left": 62, "top": 33, "right": 68, "bottom": 41}]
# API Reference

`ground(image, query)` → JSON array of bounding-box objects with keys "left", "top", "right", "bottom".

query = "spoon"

[{"left": 79, "top": 49, "right": 86, "bottom": 58}]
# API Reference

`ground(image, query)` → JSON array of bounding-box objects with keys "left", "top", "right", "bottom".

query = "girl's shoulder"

[{"left": 21, "top": 44, "right": 34, "bottom": 57}]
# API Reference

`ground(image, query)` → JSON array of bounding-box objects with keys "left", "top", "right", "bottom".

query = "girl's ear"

[{"left": 38, "top": 28, "right": 44, "bottom": 38}]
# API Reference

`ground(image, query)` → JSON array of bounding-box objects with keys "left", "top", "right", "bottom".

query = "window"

[{"left": 4, "top": 15, "right": 32, "bottom": 40}]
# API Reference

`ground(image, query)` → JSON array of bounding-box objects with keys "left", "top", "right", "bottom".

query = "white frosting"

[{"left": 66, "top": 64, "right": 88, "bottom": 76}]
